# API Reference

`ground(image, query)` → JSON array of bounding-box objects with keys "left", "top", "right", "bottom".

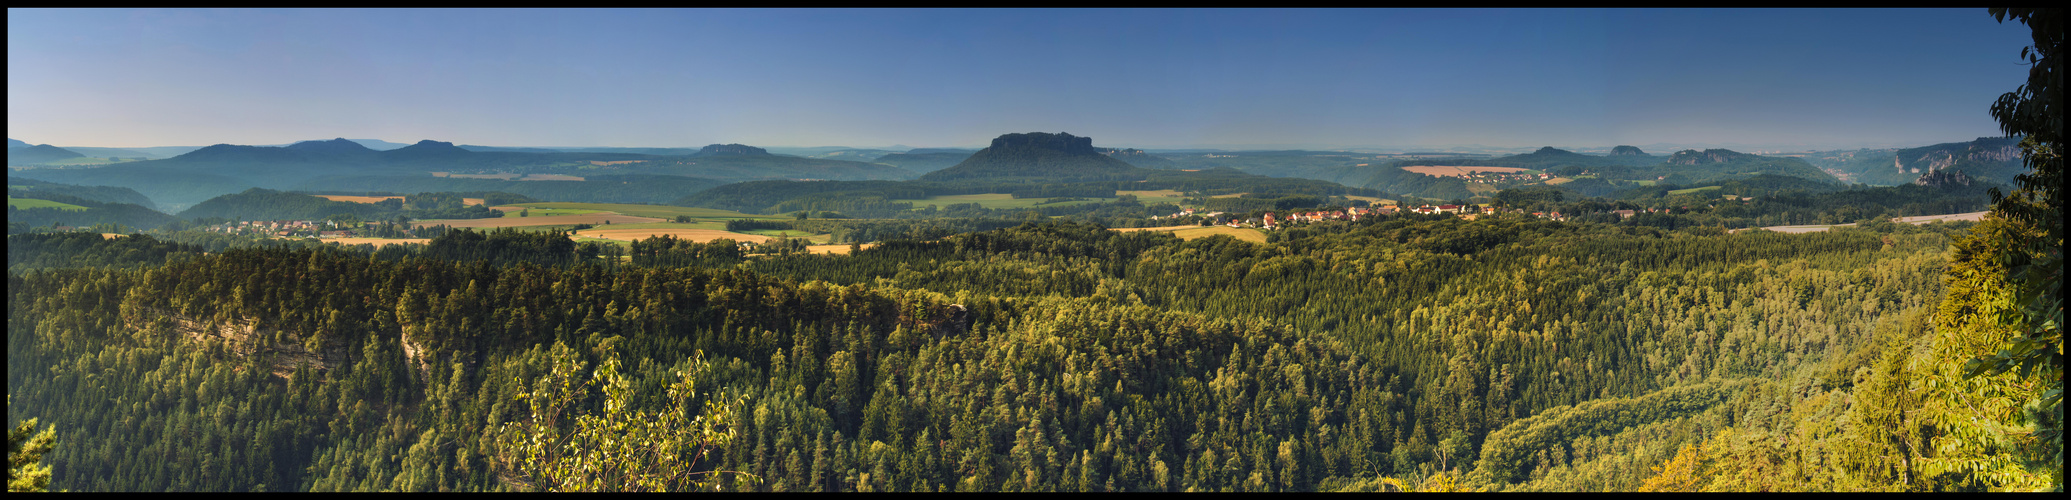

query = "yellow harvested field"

[
  {"left": 101, "top": 233, "right": 127, "bottom": 239},
  {"left": 315, "top": 195, "right": 406, "bottom": 204},
  {"left": 1893, "top": 212, "right": 1986, "bottom": 224},
  {"left": 431, "top": 172, "right": 584, "bottom": 181},
  {"left": 806, "top": 243, "right": 877, "bottom": 255},
  {"left": 413, "top": 213, "right": 663, "bottom": 228},
  {"left": 575, "top": 228, "right": 770, "bottom": 244},
  {"left": 1111, "top": 225, "right": 1206, "bottom": 232},
  {"left": 1545, "top": 177, "right": 1574, "bottom": 185},
  {"left": 314, "top": 195, "right": 485, "bottom": 206},
  {"left": 321, "top": 238, "right": 430, "bottom": 248},
  {"left": 1110, "top": 225, "right": 1266, "bottom": 243},
  {"left": 1401, "top": 166, "right": 1530, "bottom": 177},
  {"left": 1170, "top": 226, "right": 1267, "bottom": 243}
]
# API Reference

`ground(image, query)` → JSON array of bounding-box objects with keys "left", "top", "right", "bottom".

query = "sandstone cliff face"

[
  {"left": 918, "top": 132, "right": 1136, "bottom": 181},
  {"left": 122, "top": 305, "right": 334, "bottom": 380},
  {"left": 696, "top": 143, "right": 770, "bottom": 156},
  {"left": 1893, "top": 138, "right": 2022, "bottom": 174},
  {"left": 990, "top": 132, "right": 1096, "bottom": 154},
  {"left": 1913, "top": 169, "right": 1974, "bottom": 187},
  {"left": 120, "top": 304, "right": 457, "bottom": 383}
]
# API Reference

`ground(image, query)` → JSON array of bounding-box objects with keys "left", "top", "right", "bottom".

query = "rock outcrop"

[
  {"left": 1667, "top": 149, "right": 1755, "bottom": 165},
  {"left": 918, "top": 132, "right": 1139, "bottom": 181},
  {"left": 695, "top": 143, "right": 771, "bottom": 156}
]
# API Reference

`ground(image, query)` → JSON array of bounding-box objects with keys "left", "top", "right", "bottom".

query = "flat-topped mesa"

[
  {"left": 285, "top": 138, "right": 377, "bottom": 155},
  {"left": 1609, "top": 145, "right": 1648, "bottom": 156},
  {"left": 1667, "top": 148, "right": 1755, "bottom": 165},
  {"left": 383, "top": 139, "right": 472, "bottom": 159},
  {"left": 918, "top": 131, "right": 1138, "bottom": 182},
  {"left": 990, "top": 132, "right": 1097, "bottom": 154},
  {"left": 696, "top": 143, "right": 770, "bottom": 156}
]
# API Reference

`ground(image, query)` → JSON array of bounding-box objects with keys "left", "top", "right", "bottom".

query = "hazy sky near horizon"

[{"left": 7, "top": 8, "right": 2039, "bottom": 150}]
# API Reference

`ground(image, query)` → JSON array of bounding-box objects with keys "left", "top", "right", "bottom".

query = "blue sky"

[{"left": 6, "top": 8, "right": 2039, "bottom": 151}]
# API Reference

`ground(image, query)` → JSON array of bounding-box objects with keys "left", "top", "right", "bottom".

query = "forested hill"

[
  {"left": 919, "top": 132, "right": 1144, "bottom": 182},
  {"left": 11, "top": 210, "right": 2036, "bottom": 491},
  {"left": 8, "top": 144, "right": 86, "bottom": 165},
  {"left": 9, "top": 236, "right": 1384, "bottom": 492},
  {"left": 174, "top": 188, "right": 512, "bottom": 221},
  {"left": 1892, "top": 137, "right": 2027, "bottom": 184},
  {"left": 8, "top": 177, "right": 158, "bottom": 210},
  {"left": 1608, "top": 145, "right": 1650, "bottom": 157},
  {"left": 7, "top": 190, "right": 180, "bottom": 232},
  {"left": 694, "top": 143, "right": 771, "bottom": 156},
  {"left": 870, "top": 150, "right": 975, "bottom": 173}
]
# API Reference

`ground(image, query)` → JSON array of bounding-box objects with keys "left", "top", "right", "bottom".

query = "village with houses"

[{"left": 1150, "top": 203, "right": 1587, "bottom": 230}]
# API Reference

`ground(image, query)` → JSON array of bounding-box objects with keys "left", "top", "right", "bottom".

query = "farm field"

[
  {"left": 1400, "top": 166, "right": 1531, "bottom": 177},
  {"left": 313, "top": 195, "right": 405, "bottom": 204},
  {"left": 1893, "top": 211, "right": 1987, "bottom": 224},
  {"left": 911, "top": 193, "right": 1109, "bottom": 210},
  {"left": 1667, "top": 185, "right": 1723, "bottom": 195},
  {"left": 1730, "top": 211, "right": 1989, "bottom": 234},
  {"left": 1111, "top": 224, "right": 1266, "bottom": 243},
  {"left": 314, "top": 195, "right": 488, "bottom": 206},
  {"left": 741, "top": 228, "right": 818, "bottom": 238},
  {"left": 574, "top": 227, "right": 771, "bottom": 244},
  {"left": 8, "top": 196, "right": 88, "bottom": 211},
  {"left": 271, "top": 237, "right": 430, "bottom": 248},
  {"left": 502, "top": 207, "right": 603, "bottom": 217},
  {"left": 1116, "top": 189, "right": 1188, "bottom": 205},
  {"left": 496, "top": 202, "right": 782, "bottom": 220},
  {"left": 805, "top": 243, "right": 877, "bottom": 255},
  {"left": 431, "top": 172, "right": 585, "bottom": 181},
  {"left": 33, "top": 157, "right": 147, "bottom": 166},
  {"left": 413, "top": 213, "right": 663, "bottom": 228}
]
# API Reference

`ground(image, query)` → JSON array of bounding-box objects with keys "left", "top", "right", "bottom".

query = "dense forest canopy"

[{"left": 4, "top": 10, "right": 2061, "bottom": 492}]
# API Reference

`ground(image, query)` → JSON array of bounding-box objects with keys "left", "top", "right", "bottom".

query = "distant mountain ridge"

[
  {"left": 7, "top": 144, "right": 85, "bottom": 165},
  {"left": 22, "top": 137, "right": 912, "bottom": 209}
]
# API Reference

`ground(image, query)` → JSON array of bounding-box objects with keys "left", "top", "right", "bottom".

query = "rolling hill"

[
  {"left": 7, "top": 144, "right": 86, "bottom": 165},
  {"left": 870, "top": 150, "right": 975, "bottom": 173}
]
